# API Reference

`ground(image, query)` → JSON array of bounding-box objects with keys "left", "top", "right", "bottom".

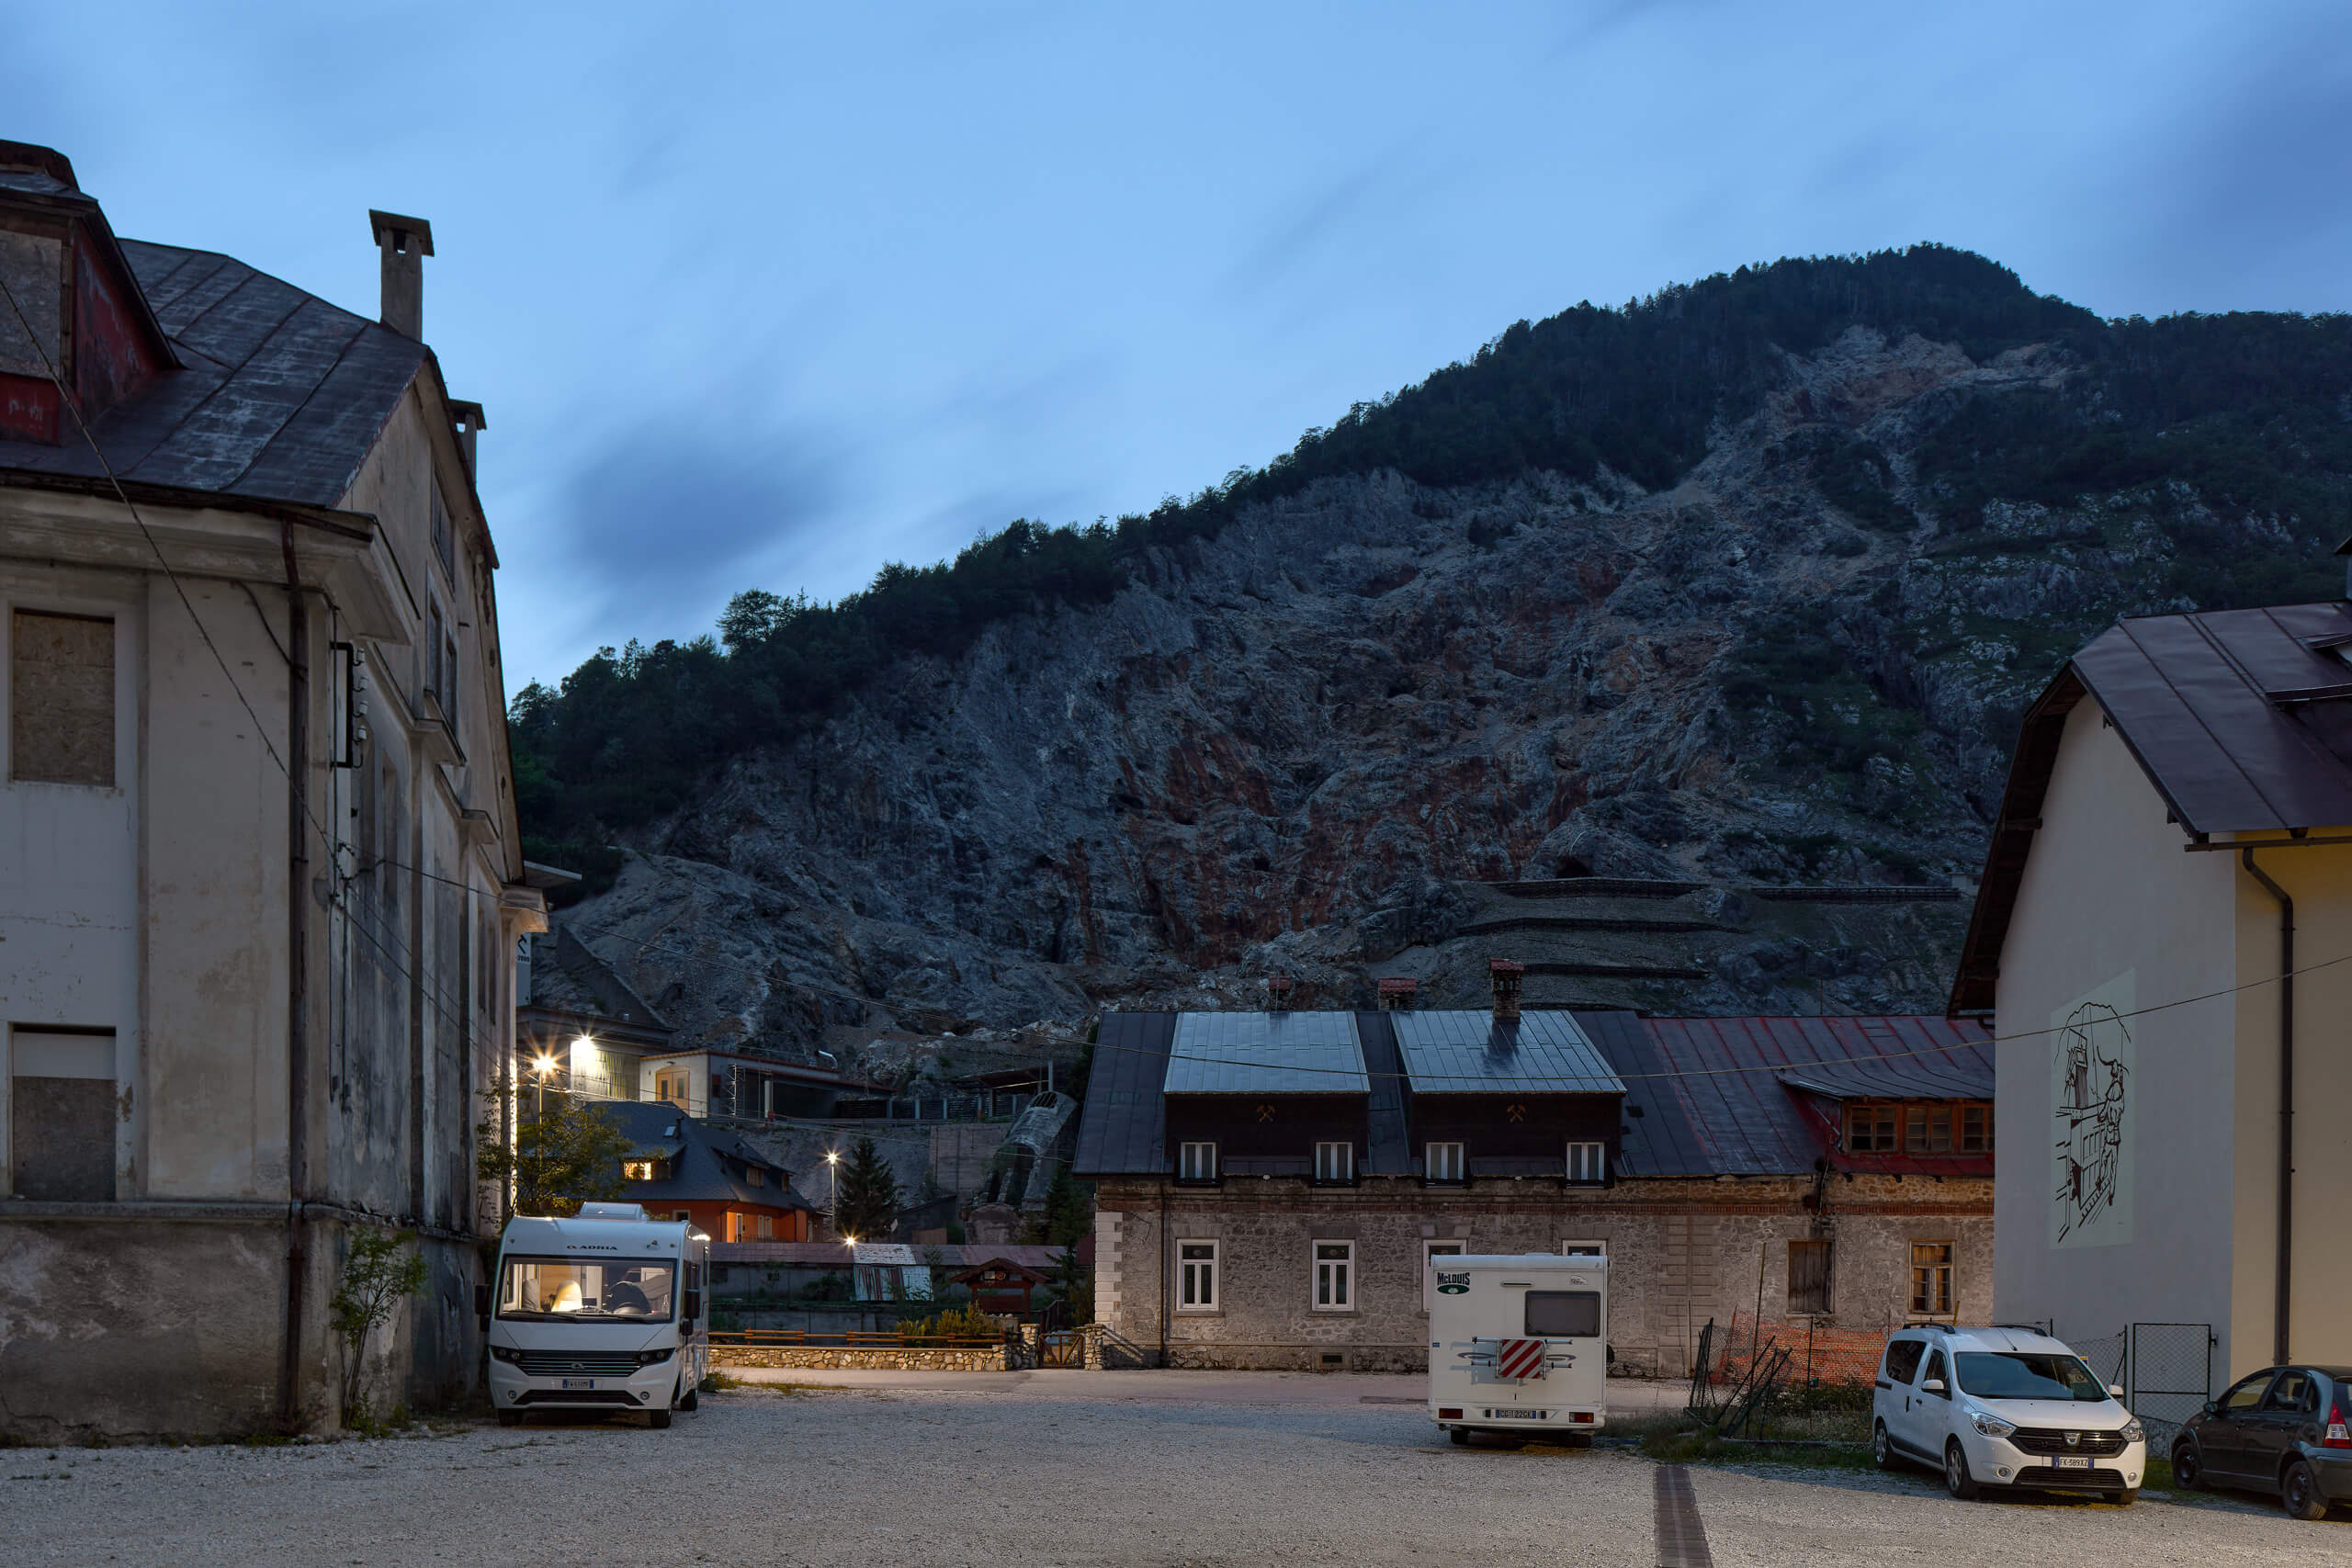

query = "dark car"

[{"left": 2171, "top": 1365, "right": 2352, "bottom": 1520}]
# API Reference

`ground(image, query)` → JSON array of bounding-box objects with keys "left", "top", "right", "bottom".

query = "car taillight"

[{"left": 2326, "top": 1395, "right": 2350, "bottom": 1450}]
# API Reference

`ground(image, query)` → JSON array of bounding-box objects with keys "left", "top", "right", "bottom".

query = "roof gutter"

[{"left": 2237, "top": 847, "right": 2294, "bottom": 1366}]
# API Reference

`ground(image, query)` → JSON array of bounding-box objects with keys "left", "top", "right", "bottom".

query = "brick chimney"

[
  {"left": 368, "top": 209, "right": 434, "bottom": 340},
  {"left": 448, "top": 399, "right": 486, "bottom": 479},
  {"left": 1267, "top": 974, "right": 1294, "bottom": 1012},
  {"left": 1487, "top": 958, "right": 1524, "bottom": 1024},
  {"left": 1377, "top": 976, "right": 1417, "bottom": 1011}
]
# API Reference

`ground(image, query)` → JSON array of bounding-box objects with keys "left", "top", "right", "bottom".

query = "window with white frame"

[
  {"left": 1314, "top": 1140, "right": 1354, "bottom": 1183},
  {"left": 1178, "top": 1141, "right": 1217, "bottom": 1181},
  {"left": 1421, "top": 1239, "right": 1465, "bottom": 1311},
  {"left": 1425, "top": 1141, "right": 1464, "bottom": 1181},
  {"left": 1312, "top": 1240, "right": 1354, "bottom": 1311},
  {"left": 1178, "top": 1240, "right": 1218, "bottom": 1312},
  {"left": 1559, "top": 1238, "right": 1607, "bottom": 1258},
  {"left": 1566, "top": 1141, "right": 1607, "bottom": 1183}
]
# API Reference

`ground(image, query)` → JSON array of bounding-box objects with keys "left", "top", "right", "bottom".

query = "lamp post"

[
  {"left": 826, "top": 1148, "right": 840, "bottom": 1239},
  {"left": 570, "top": 1034, "right": 595, "bottom": 1098}
]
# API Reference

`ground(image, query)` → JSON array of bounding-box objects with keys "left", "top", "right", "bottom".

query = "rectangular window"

[
  {"left": 1178, "top": 1141, "right": 1216, "bottom": 1181},
  {"left": 621, "top": 1159, "right": 661, "bottom": 1180},
  {"left": 1422, "top": 1240, "right": 1465, "bottom": 1311},
  {"left": 1906, "top": 1105, "right": 1953, "bottom": 1155},
  {"left": 1312, "top": 1240, "right": 1353, "bottom": 1312},
  {"left": 430, "top": 481, "right": 454, "bottom": 581},
  {"left": 746, "top": 1167, "right": 764, "bottom": 1187},
  {"left": 1959, "top": 1102, "right": 1994, "bottom": 1154},
  {"left": 757, "top": 1214, "right": 775, "bottom": 1240},
  {"left": 425, "top": 603, "right": 445, "bottom": 709},
  {"left": 1566, "top": 1141, "right": 1607, "bottom": 1183},
  {"left": 1910, "top": 1241, "right": 1954, "bottom": 1316},
  {"left": 1426, "top": 1141, "right": 1464, "bottom": 1181},
  {"left": 1314, "top": 1141, "right": 1354, "bottom": 1183},
  {"left": 1524, "top": 1291, "right": 1601, "bottom": 1338},
  {"left": 442, "top": 628, "right": 459, "bottom": 734},
  {"left": 1845, "top": 1102, "right": 1898, "bottom": 1153},
  {"left": 1788, "top": 1238, "right": 1833, "bottom": 1315},
  {"left": 9, "top": 1029, "right": 117, "bottom": 1201},
  {"left": 654, "top": 1066, "right": 689, "bottom": 1110},
  {"left": 10, "top": 611, "right": 114, "bottom": 785},
  {"left": 1559, "top": 1238, "right": 1607, "bottom": 1258},
  {"left": 1179, "top": 1240, "right": 1218, "bottom": 1312}
]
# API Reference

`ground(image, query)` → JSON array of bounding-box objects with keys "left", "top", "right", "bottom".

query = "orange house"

[{"left": 597, "top": 1101, "right": 815, "bottom": 1243}]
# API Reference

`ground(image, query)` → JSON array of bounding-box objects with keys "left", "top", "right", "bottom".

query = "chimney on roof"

[
  {"left": 368, "top": 209, "right": 434, "bottom": 341},
  {"left": 1267, "top": 974, "right": 1294, "bottom": 1012},
  {"left": 449, "top": 399, "right": 486, "bottom": 479},
  {"left": 1377, "top": 976, "right": 1417, "bottom": 1011},
  {"left": 1488, "top": 958, "right": 1524, "bottom": 1024}
]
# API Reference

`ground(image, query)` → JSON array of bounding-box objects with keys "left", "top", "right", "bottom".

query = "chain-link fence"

[{"left": 2126, "top": 1323, "right": 2213, "bottom": 1450}]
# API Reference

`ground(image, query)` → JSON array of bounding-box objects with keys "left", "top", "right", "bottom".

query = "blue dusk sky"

[{"left": 13, "top": 3, "right": 2352, "bottom": 689}]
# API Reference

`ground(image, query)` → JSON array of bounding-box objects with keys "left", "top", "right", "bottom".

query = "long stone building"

[
  {"left": 1075, "top": 972, "right": 1993, "bottom": 1374},
  {"left": 0, "top": 141, "right": 543, "bottom": 1438}
]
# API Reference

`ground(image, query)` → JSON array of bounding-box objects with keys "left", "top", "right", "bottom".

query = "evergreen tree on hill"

[{"left": 831, "top": 1135, "right": 901, "bottom": 1242}]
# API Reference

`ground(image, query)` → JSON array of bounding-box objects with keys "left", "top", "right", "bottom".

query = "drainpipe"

[
  {"left": 1159, "top": 1183, "right": 1170, "bottom": 1368},
  {"left": 277, "top": 523, "right": 313, "bottom": 1428},
  {"left": 2240, "top": 848, "right": 2293, "bottom": 1365}
]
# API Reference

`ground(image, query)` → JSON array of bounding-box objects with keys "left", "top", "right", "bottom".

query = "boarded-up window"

[
  {"left": 10, "top": 611, "right": 113, "bottom": 785},
  {"left": 1788, "top": 1238, "right": 1833, "bottom": 1315},
  {"left": 10, "top": 1030, "right": 116, "bottom": 1201}
]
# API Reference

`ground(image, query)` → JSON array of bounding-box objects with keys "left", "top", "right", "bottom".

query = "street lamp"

[
  {"left": 825, "top": 1148, "right": 840, "bottom": 1237},
  {"left": 570, "top": 1034, "right": 595, "bottom": 1097}
]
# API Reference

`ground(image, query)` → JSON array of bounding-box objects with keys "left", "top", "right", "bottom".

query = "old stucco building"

[
  {"left": 1957, "top": 599, "right": 2352, "bottom": 1387},
  {"left": 1076, "top": 980, "right": 1993, "bottom": 1374},
  {"left": 0, "top": 141, "right": 544, "bottom": 1438}
]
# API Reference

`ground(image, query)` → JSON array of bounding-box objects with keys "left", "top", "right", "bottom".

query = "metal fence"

[{"left": 2125, "top": 1323, "right": 2213, "bottom": 1449}]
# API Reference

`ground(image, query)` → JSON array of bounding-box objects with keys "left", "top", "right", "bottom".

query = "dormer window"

[
  {"left": 621, "top": 1158, "right": 662, "bottom": 1181},
  {"left": 1844, "top": 1102, "right": 1899, "bottom": 1153},
  {"left": 1313, "top": 1141, "right": 1354, "bottom": 1184},
  {"left": 1178, "top": 1141, "right": 1217, "bottom": 1182},
  {"left": 746, "top": 1167, "right": 764, "bottom": 1187},
  {"left": 1566, "top": 1141, "right": 1607, "bottom": 1184}
]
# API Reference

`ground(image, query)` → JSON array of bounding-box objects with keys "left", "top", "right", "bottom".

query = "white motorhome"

[
  {"left": 481, "top": 1202, "right": 710, "bottom": 1427},
  {"left": 1428, "top": 1253, "right": 1609, "bottom": 1445}
]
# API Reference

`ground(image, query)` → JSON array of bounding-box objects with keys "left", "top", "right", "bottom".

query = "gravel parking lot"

[{"left": 4, "top": 1372, "right": 2344, "bottom": 1567}]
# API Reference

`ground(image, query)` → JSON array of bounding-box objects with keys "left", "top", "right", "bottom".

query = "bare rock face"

[{"left": 561, "top": 327, "right": 2318, "bottom": 1054}]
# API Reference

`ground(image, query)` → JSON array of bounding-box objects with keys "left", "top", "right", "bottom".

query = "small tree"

[
  {"left": 330, "top": 1229, "right": 429, "bottom": 1423},
  {"left": 831, "top": 1135, "right": 901, "bottom": 1241},
  {"left": 477, "top": 1070, "right": 633, "bottom": 1218}
]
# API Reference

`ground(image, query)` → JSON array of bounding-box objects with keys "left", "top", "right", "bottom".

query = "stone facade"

[
  {"left": 1095, "top": 1173, "right": 1992, "bottom": 1375},
  {"left": 712, "top": 1344, "right": 1007, "bottom": 1371}
]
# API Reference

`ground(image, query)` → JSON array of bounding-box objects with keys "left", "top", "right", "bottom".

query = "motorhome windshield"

[
  {"left": 497, "top": 1257, "right": 677, "bottom": 1322},
  {"left": 1952, "top": 1352, "right": 2108, "bottom": 1402}
]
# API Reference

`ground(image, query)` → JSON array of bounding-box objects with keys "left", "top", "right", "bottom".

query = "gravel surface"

[{"left": 4, "top": 1378, "right": 2343, "bottom": 1567}]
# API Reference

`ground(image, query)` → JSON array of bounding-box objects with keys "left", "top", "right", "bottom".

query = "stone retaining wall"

[{"left": 712, "top": 1344, "right": 1008, "bottom": 1371}]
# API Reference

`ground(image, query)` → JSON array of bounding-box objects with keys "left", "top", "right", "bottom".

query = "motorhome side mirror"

[
  {"left": 684, "top": 1290, "right": 703, "bottom": 1323},
  {"left": 2109, "top": 1384, "right": 2126, "bottom": 1399},
  {"left": 1920, "top": 1378, "right": 1945, "bottom": 1393}
]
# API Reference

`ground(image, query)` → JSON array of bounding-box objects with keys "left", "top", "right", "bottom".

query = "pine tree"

[{"left": 831, "top": 1135, "right": 901, "bottom": 1241}]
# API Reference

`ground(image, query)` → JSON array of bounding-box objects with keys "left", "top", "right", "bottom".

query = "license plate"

[
  {"left": 560, "top": 1378, "right": 596, "bottom": 1390},
  {"left": 2052, "top": 1455, "right": 2091, "bottom": 1470}
]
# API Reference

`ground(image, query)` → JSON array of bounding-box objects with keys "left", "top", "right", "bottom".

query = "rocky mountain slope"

[{"left": 540, "top": 267, "right": 2350, "bottom": 1078}]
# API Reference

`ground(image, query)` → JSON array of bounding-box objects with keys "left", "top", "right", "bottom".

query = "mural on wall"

[{"left": 2050, "top": 971, "right": 2134, "bottom": 1249}]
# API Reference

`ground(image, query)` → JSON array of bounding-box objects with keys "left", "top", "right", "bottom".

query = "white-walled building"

[
  {"left": 1954, "top": 600, "right": 2352, "bottom": 1392},
  {"left": 0, "top": 141, "right": 545, "bottom": 1439}
]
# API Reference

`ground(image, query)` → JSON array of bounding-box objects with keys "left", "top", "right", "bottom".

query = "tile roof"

[
  {"left": 0, "top": 239, "right": 423, "bottom": 508},
  {"left": 1161, "top": 1010, "right": 1367, "bottom": 1094},
  {"left": 1391, "top": 1010, "right": 1625, "bottom": 1093}
]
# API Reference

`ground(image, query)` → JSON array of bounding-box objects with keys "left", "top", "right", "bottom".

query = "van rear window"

[
  {"left": 1525, "top": 1291, "right": 1600, "bottom": 1337},
  {"left": 1884, "top": 1339, "right": 1926, "bottom": 1384}
]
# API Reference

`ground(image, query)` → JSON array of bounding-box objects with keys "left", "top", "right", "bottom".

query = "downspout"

[
  {"left": 279, "top": 522, "right": 312, "bottom": 1429},
  {"left": 1159, "top": 1182, "right": 1170, "bottom": 1369},
  {"left": 2240, "top": 848, "right": 2292, "bottom": 1365}
]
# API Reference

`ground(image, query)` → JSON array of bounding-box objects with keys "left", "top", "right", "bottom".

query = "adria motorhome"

[
  {"left": 1428, "top": 1253, "right": 1610, "bottom": 1445},
  {"left": 481, "top": 1202, "right": 710, "bottom": 1427}
]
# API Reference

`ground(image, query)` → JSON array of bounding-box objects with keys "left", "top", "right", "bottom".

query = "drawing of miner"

[{"left": 2054, "top": 1003, "right": 2130, "bottom": 1234}]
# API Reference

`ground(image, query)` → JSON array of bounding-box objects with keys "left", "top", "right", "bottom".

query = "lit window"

[
  {"left": 1312, "top": 1240, "right": 1354, "bottom": 1312},
  {"left": 1422, "top": 1240, "right": 1465, "bottom": 1311},
  {"left": 1845, "top": 1103, "right": 1898, "bottom": 1153},
  {"left": 1566, "top": 1142, "right": 1607, "bottom": 1183},
  {"left": 621, "top": 1159, "right": 659, "bottom": 1180},
  {"left": 1314, "top": 1141, "right": 1354, "bottom": 1183},
  {"left": 1910, "top": 1242, "right": 1954, "bottom": 1315},
  {"left": 1178, "top": 1141, "right": 1217, "bottom": 1181},
  {"left": 1179, "top": 1240, "right": 1219, "bottom": 1312},
  {"left": 1426, "top": 1142, "right": 1464, "bottom": 1181}
]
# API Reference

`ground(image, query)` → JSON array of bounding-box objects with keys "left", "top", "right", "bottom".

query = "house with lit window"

[
  {"left": 0, "top": 142, "right": 544, "bottom": 1440},
  {"left": 1077, "top": 967, "right": 1995, "bottom": 1373},
  {"left": 1952, "top": 598, "right": 2352, "bottom": 1385},
  {"left": 596, "top": 1101, "right": 816, "bottom": 1243}
]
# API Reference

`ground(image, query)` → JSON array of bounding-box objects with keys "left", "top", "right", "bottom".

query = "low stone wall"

[{"left": 712, "top": 1344, "right": 1008, "bottom": 1371}]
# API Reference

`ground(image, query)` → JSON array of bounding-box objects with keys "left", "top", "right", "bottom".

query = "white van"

[
  {"left": 1871, "top": 1324, "right": 2145, "bottom": 1500},
  {"left": 1428, "top": 1254, "right": 1609, "bottom": 1445},
  {"left": 481, "top": 1202, "right": 711, "bottom": 1428}
]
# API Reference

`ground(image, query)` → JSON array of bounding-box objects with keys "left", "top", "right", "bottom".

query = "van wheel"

[
  {"left": 1450, "top": 1427, "right": 1470, "bottom": 1446},
  {"left": 496, "top": 1410, "right": 522, "bottom": 1428},
  {"left": 1944, "top": 1440, "right": 1981, "bottom": 1500},
  {"left": 2282, "top": 1459, "right": 2328, "bottom": 1521},
  {"left": 648, "top": 1406, "right": 673, "bottom": 1430},
  {"left": 1871, "top": 1420, "right": 1894, "bottom": 1470}
]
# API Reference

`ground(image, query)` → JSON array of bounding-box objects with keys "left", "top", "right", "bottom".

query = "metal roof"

[
  {"left": 1162, "top": 1010, "right": 1367, "bottom": 1094},
  {"left": 1354, "top": 1010, "right": 1413, "bottom": 1175},
  {"left": 1069, "top": 1011, "right": 1173, "bottom": 1176},
  {"left": 0, "top": 239, "right": 424, "bottom": 509},
  {"left": 592, "top": 1101, "right": 810, "bottom": 1210},
  {"left": 1390, "top": 1010, "right": 1624, "bottom": 1093}
]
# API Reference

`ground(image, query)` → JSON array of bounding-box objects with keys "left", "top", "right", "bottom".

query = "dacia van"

[{"left": 1871, "top": 1325, "right": 2145, "bottom": 1501}]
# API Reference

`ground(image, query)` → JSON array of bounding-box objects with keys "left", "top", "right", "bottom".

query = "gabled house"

[
  {"left": 1077, "top": 975, "right": 1994, "bottom": 1373},
  {"left": 1952, "top": 599, "right": 2352, "bottom": 1382},
  {"left": 596, "top": 1101, "right": 816, "bottom": 1243},
  {"left": 0, "top": 143, "right": 542, "bottom": 1439}
]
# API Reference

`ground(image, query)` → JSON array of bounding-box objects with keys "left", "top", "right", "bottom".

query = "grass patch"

[{"left": 1640, "top": 1426, "right": 1877, "bottom": 1473}]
